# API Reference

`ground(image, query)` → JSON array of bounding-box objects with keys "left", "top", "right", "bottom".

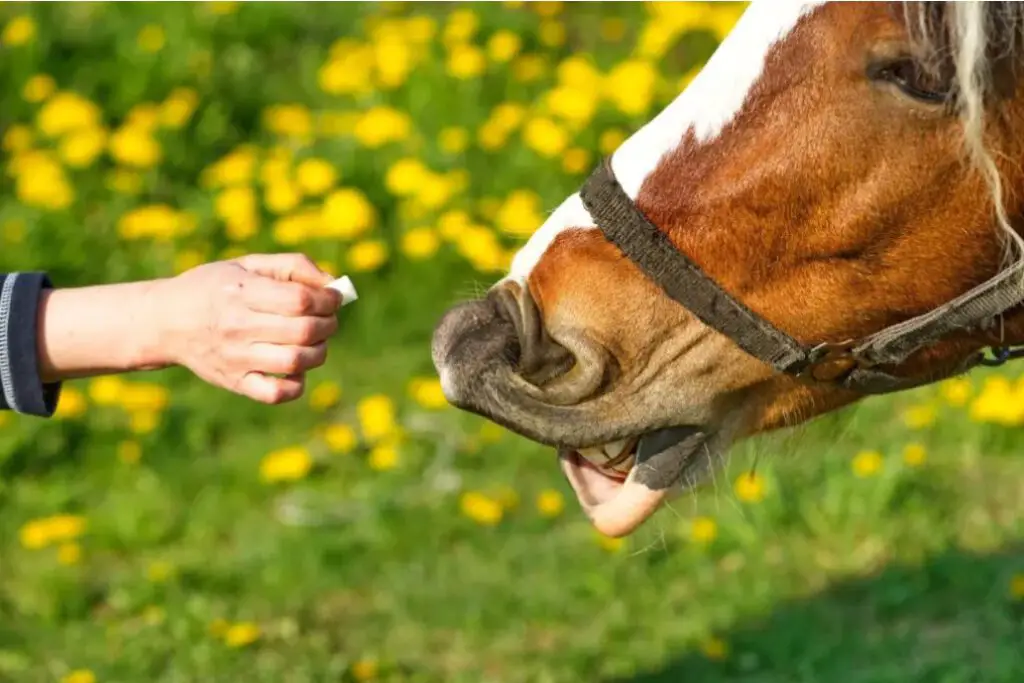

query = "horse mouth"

[{"left": 557, "top": 425, "right": 711, "bottom": 537}]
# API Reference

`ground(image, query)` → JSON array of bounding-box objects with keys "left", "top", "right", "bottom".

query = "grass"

[{"left": 0, "top": 2, "right": 1023, "bottom": 682}]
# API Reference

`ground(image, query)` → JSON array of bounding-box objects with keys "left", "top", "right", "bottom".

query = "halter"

[{"left": 579, "top": 157, "right": 1024, "bottom": 395}]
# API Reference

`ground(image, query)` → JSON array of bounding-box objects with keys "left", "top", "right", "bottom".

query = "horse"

[{"left": 432, "top": 1, "right": 1024, "bottom": 538}]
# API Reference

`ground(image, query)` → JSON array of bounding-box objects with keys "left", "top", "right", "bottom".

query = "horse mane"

[{"left": 900, "top": 1, "right": 1024, "bottom": 263}]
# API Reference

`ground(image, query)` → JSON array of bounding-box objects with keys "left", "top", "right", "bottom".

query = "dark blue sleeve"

[{"left": 0, "top": 272, "right": 62, "bottom": 417}]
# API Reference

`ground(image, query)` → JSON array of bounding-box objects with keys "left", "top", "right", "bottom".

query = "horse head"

[{"left": 432, "top": 1, "right": 1024, "bottom": 537}]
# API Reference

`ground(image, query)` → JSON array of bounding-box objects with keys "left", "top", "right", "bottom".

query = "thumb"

[{"left": 234, "top": 252, "right": 334, "bottom": 288}]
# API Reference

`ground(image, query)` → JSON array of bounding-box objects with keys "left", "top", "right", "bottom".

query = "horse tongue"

[{"left": 586, "top": 426, "right": 708, "bottom": 538}]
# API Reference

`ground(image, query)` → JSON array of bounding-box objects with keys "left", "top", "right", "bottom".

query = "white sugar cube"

[{"left": 325, "top": 275, "right": 358, "bottom": 307}]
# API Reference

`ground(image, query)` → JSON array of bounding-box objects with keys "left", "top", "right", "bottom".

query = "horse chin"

[{"left": 557, "top": 425, "right": 716, "bottom": 537}]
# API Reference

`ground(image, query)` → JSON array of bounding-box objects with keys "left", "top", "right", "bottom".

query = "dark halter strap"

[{"left": 579, "top": 157, "right": 1024, "bottom": 395}]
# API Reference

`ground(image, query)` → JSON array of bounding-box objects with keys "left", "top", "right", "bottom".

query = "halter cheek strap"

[{"left": 579, "top": 157, "right": 1024, "bottom": 395}]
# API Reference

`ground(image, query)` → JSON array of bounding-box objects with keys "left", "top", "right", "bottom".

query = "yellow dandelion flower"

[
  {"left": 690, "top": 516, "right": 717, "bottom": 544},
  {"left": 353, "top": 106, "right": 411, "bottom": 148},
  {"left": 2, "top": 15, "right": 36, "bottom": 46},
  {"left": 137, "top": 24, "right": 166, "bottom": 53},
  {"left": 937, "top": 378, "right": 966, "bottom": 405},
  {"left": 129, "top": 410, "right": 160, "bottom": 435},
  {"left": 495, "top": 189, "right": 543, "bottom": 237},
  {"left": 260, "top": 446, "right": 314, "bottom": 483},
  {"left": 272, "top": 209, "right": 319, "bottom": 245},
  {"left": 902, "top": 442, "right": 927, "bottom": 466},
  {"left": 407, "top": 377, "right": 447, "bottom": 409},
  {"left": 447, "top": 43, "right": 486, "bottom": 80},
  {"left": 522, "top": 117, "right": 568, "bottom": 158},
  {"left": 22, "top": 74, "right": 55, "bottom": 103},
  {"left": 562, "top": 147, "right": 591, "bottom": 175},
  {"left": 734, "top": 472, "right": 766, "bottom": 503},
  {"left": 324, "top": 424, "right": 358, "bottom": 454},
  {"left": 368, "top": 443, "right": 400, "bottom": 471},
  {"left": 437, "top": 210, "right": 471, "bottom": 241},
  {"left": 322, "top": 187, "right": 376, "bottom": 238},
  {"left": 1010, "top": 573, "right": 1024, "bottom": 599},
  {"left": 296, "top": 158, "right": 338, "bottom": 196},
  {"left": 120, "top": 382, "right": 170, "bottom": 413},
  {"left": 309, "top": 381, "right": 341, "bottom": 411},
  {"left": 117, "top": 440, "right": 142, "bottom": 465},
  {"left": 57, "top": 542, "right": 82, "bottom": 566},
  {"left": 443, "top": 8, "right": 478, "bottom": 45},
  {"left": 117, "top": 204, "right": 185, "bottom": 241},
  {"left": 400, "top": 227, "right": 440, "bottom": 260},
  {"left": 263, "top": 103, "right": 313, "bottom": 139},
  {"left": 357, "top": 394, "right": 396, "bottom": 442},
  {"left": 534, "top": 1, "right": 563, "bottom": 17},
  {"left": 384, "top": 157, "right": 430, "bottom": 197},
  {"left": 19, "top": 519, "right": 51, "bottom": 550},
  {"left": 438, "top": 126, "right": 469, "bottom": 154},
  {"left": 126, "top": 102, "right": 161, "bottom": 131},
  {"left": 556, "top": 54, "right": 602, "bottom": 90},
  {"left": 902, "top": 403, "right": 937, "bottom": 429},
  {"left": 318, "top": 48, "right": 374, "bottom": 96},
  {"left": 852, "top": 449, "right": 883, "bottom": 477},
  {"left": 599, "top": 128, "right": 627, "bottom": 155},
  {"left": 109, "top": 125, "right": 162, "bottom": 168},
  {"left": 60, "top": 670, "right": 95, "bottom": 683},
  {"left": 2, "top": 124, "right": 32, "bottom": 153},
  {"left": 159, "top": 87, "right": 199, "bottom": 128},
  {"left": 224, "top": 622, "right": 261, "bottom": 648},
  {"left": 487, "top": 30, "right": 521, "bottom": 62},
  {"left": 536, "top": 489, "right": 565, "bottom": 517},
  {"left": 87, "top": 375, "right": 124, "bottom": 405},
  {"left": 604, "top": 60, "right": 659, "bottom": 117},
  {"left": 12, "top": 151, "right": 74, "bottom": 210},
  {"left": 203, "top": 146, "right": 257, "bottom": 188},
  {"left": 460, "top": 491, "right": 503, "bottom": 526},
  {"left": 209, "top": 1, "right": 240, "bottom": 15},
  {"left": 700, "top": 636, "right": 729, "bottom": 661},
  {"left": 54, "top": 387, "right": 87, "bottom": 420},
  {"left": 545, "top": 85, "right": 598, "bottom": 128},
  {"left": 146, "top": 560, "right": 175, "bottom": 583},
  {"left": 263, "top": 180, "right": 300, "bottom": 215},
  {"left": 539, "top": 20, "right": 566, "bottom": 47},
  {"left": 455, "top": 226, "right": 505, "bottom": 273},
  {"left": 512, "top": 53, "right": 547, "bottom": 83},
  {"left": 968, "top": 375, "right": 1024, "bottom": 425},
  {"left": 348, "top": 240, "right": 389, "bottom": 273},
  {"left": 595, "top": 531, "right": 624, "bottom": 553},
  {"left": 351, "top": 658, "right": 379, "bottom": 681},
  {"left": 36, "top": 91, "right": 102, "bottom": 137},
  {"left": 59, "top": 126, "right": 106, "bottom": 169}
]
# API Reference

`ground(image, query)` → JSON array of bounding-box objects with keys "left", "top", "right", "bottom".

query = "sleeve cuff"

[{"left": 0, "top": 272, "right": 62, "bottom": 418}]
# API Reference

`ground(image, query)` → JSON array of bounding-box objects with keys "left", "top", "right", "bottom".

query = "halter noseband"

[{"left": 579, "top": 157, "right": 1024, "bottom": 395}]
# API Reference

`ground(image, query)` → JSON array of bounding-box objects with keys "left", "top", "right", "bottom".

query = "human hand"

[{"left": 156, "top": 252, "right": 344, "bottom": 404}]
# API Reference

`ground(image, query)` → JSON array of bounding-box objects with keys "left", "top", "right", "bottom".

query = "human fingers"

[
  {"left": 238, "top": 275, "right": 341, "bottom": 317},
  {"left": 235, "top": 372, "right": 306, "bottom": 404},
  {"left": 244, "top": 341, "right": 329, "bottom": 376},
  {"left": 234, "top": 252, "right": 335, "bottom": 287},
  {"left": 241, "top": 310, "right": 339, "bottom": 346}
]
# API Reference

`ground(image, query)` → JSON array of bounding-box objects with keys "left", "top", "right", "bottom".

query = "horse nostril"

[{"left": 489, "top": 281, "right": 610, "bottom": 405}]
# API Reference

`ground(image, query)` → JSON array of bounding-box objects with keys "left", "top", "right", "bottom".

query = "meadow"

[{"left": 0, "top": 2, "right": 1023, "bottom": 682}]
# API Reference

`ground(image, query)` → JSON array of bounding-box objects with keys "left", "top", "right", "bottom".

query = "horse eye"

[{"left": 873, "top": 59, "right": 952, "bottom": 105}]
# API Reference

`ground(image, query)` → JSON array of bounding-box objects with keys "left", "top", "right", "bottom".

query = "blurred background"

[{"left": 0, "top": 2, "right": 1022, "bottom": 682}]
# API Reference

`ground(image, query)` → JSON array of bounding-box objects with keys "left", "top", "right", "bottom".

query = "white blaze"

[{"left": 505, "top": 0, "right": 827, "bottom": 284}]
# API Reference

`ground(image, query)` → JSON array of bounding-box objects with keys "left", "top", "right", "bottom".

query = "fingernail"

[{"left": 324, "top": 275, "right": 358, "bottom": 307}]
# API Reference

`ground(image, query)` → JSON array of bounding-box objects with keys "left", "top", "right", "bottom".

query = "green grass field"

[{"left": 1, "top": 3, "right": 1023, "bottom": 682}]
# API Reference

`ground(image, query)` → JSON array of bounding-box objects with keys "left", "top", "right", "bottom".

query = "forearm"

[{"left": 36, "top": 278, "right": 174, "bottom": 383}]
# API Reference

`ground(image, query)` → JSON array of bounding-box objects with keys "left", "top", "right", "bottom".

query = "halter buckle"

[{"left": 802, "top": 340, "right": 871, "bottom": 383}]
